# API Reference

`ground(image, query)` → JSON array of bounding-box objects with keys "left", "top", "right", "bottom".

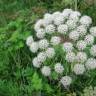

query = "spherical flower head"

[
  {"left": 26, "top": 36, "right": 34, "bottom": 46},
  {"left": 36, "top": 28, "right": 45, "bottom": 39},
  {"left": 69, "top": 11, "right": 81, "bottom": 22},
  {"left": 63, "top": 42, "right": 73, "bottom": 52},
  {"left": 45, "top": 47, "right": 55, "bottom": 58},
  {"left": 62, "top": 9, "right": 73, "bottom": 18},
  {"left": 41, "top": 66, "right": 51, "bottom": 76},
  {"left": 54, "top": 14, "right": 65, "bottom": 25},
  {"left": 60, "top": 76, "right": 72, "bottom": 87},
  {"left": 90, "top": 45, "right": 96, "bottom": 57},
  {"left": 77, "top": 25, "right": 87, "bottom": 36},
  {"left": 57, "top": 24, "right": 68, "bottom": 34},
  {"left": 65, "top": 52, "right": 76, "bottom": 63},
  {"left": 80, "top": 16, "right": 92, "bottom": 27},
  {"left": 54, "top": 63, "right": 64, "bottom": 74},
  {"left": 45, "top": 24, "right": 55, "bottom": 34},
  {"left": 34, "top": 19, "right": 45, "bottom": 32},
  {"left": 52, "top": 11, "right": 61, "bottom": 19},
  {"left": 85, "top": 58, "right": 96, "bottom": 70},
  {"left": 37, "top": 52, "right": 47, "bottom": 63},
  {"left": 32, "top": 57, "right": 41, "bottom": 68},
  {"left": 66, "top": 20, "right": 77, "bottom": 30},
  {"left": 76, "top": 40, "right": 87, "bottom": 51},
  {"left": 69, "top": 30, "right": 79, "bottom": 41},
  {"left": 84, "top": 34, "right": 94, "bottom": 45},
  {"left": 43, "top": 13, "right": 53, "bottom": 25},
  {"left": 76, "top": 52, "right": 87, "bottom": 63},
  {"left": 90, "top": 27, "right": 96, "bottom": 37},
  {"left": 39, "top": 39, "right": 49, "bottom": 50},
  {"left": 51, "top": 36, "right": 61, "bottom": 46},
  {"left": 30, "top": 42, "right": 38, "bottom": 53},
  {"left": 73, "top": 64, "right": 85, "bottom": 75}
]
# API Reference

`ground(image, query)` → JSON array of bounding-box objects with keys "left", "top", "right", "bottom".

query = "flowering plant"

[{"left": 26, "top": 8, "right": 96, "bottom": 89}]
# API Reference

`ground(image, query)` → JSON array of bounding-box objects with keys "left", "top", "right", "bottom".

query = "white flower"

[
  {"left": 57, "top": 24, "right": 68, "bottom": 34},
  {"left": 66, "top": 20, "right": 77, "bottom": 30},
  {"left": 90, "top": 45, "right": 96, "bottom": 57},
  {"left": 51, "top": 36, "right": 61, "bottom": 45},
  {"left": 41, "top": 66, "right": 51, "bottom": 76},
  {"left": 46, "top": 47, "right": 55, "bottom": 58},
  {"left": 62, "top": 42, "right": 73, "bottom": 52},
  {"left": 54, "top": 14, "right": 65, "bottom": 25},
  {"left": 76, "top": 40, "right": 87, "bottom": 50},
  {"left": 62, "top": 9, "right": 73, "bottom": 18},
  {"left": 69, "top": 11, "right": 81, "bottom": 22},
  {"left": 77, "top": 25, "right": 87, "bottom": 36},
  {"left": 85, "top": 58, "right": 96, "bottom": 70},
  {"left": 84, "top": 34, "right": 94, "bottom": 45},
  {"left": 60, "top": 76, "right": 72, "bottom": 86},
  {"left": 65, "top": 52, "right": 76, "bottom": 63},
  {"left": 26, "top": 36, "right": 34, "bottom": 46},
  {"left": 80, "top": 16, "right": 92, "bottom": 27},
  {"left": 36, "top": 28, "right": 45, "bottom": 39},
  {"left": 39, "top": 39, "right": 49, "bottom": 49},
  {"left": 71, "top": 11, "right": 81, "bottom": 17},
  {"left": 43, "top": 13, "right": 53, "bottom": 25},
  {"left": 30, "top": 42, "right": 38, "bottom": 53},
  {"left": 90, "top": 27, "right": 96, "bottom": 37},
  {"left": 76, "top": 52, "right": 87, "bottom": 63},
  {"left": 52, "top": 11, "right": 61, "bottom": 18},
  {"left": 32, "top": 57, "right": 41, "bottom": 68},
  {"left": 45, "top": 24, "right": 55, "bottom": 34},
  {"left": 73, "top": 64, "right": 85, "bottom": 75},
  {"left": 69, "top": 30, "right": 79, "bottom": 41},
  {"left": 54, "top": 63, "right": 64, "bottom": 74},
  {"left": 37, "top": 52, "right": 47, "bottom": 63},
  {"left": 34, "top": 19, "right": 45, "bottom": 32}
]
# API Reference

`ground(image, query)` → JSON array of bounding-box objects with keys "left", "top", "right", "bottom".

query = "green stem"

[{"left": 74, "top": 0, "right": 78, "bottom": 11}]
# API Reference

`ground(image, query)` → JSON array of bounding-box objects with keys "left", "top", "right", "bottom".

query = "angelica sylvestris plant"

[{"left": 26, "top": 8, "right": 96, "bottom": 88}]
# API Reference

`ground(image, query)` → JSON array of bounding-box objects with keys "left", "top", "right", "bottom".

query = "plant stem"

[{"left": 74, "top": 0, "right": 78, "bottom": 10}]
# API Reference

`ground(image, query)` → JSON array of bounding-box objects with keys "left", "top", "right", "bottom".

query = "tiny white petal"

[
  {"left": 45, "top": 24, "right": 55, "bottom": 34},
  {"left": 90, "top": 27, "right": 96, "bottom": 37},
  {"left": 65, "top": 52, "right": 76, "bottom": 63},
  {"left": 26, "top": 36, "right": 34, "bottom": 46},
  {"left": 90, "top": 45, "right": 96, "bottom": 57},
  {"left": 39, "top": 39, "right": 49, "bottom": 50},
  {"left": 60, "top": 76, "right": 72, "bottom": 86},
  {"left": 76, "top": 40, "right": 87, "bottom": 50},
  {"left": 69, "top": 30, "right": 79, "bottom": 41},
  {"left": 58, "top": 24, "right": 68, "bottom": 34},
  {"left": 84, "top": 34, "right": 94, "bottom": 45},
  {"left": 37, "top": 52, "right": 47, "bottom": 63},
  {"left": 41, "top": 66, "right": 51, "bottom": 76},
  {"left": 32, "top": 57, "right": 41, "bottom": 68},
  {"left": 46, "top": 47, "right": 55, "bottom": 58},
  {"left": 85, "top": 58, "right": 96, "bottom": 70},
  {"left": 63, "top": 42, "right": 73, "bottom": 52},
  {"left": 54, "top": 63, "right": 64, "bottom": 74},
  {"left": 30, "top": 42, "right": 38, "bottom": 53},
  {"left": 51, "top": 36, "right": 61, "bottom": 45},
  {"left": 36, "top": 28, "right": 45, "bottom": 39},
  {"left": 76, "top": 52, "right": 87, "bottom": 63},
  {"left": 73, "top": 64, "right": 85, "bottom": 75},
  {"left": 80, "top": 16, "right": 92, "bottom": 27}
]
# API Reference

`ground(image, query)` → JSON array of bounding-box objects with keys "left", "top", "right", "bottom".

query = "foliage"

[{"left": 0, "top": 0, "right": 96, "bottom": 96}]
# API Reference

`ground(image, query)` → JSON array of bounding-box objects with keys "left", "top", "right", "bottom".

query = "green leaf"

[{"left": 31, "top": 72, "right": 42, "bottom": 91}]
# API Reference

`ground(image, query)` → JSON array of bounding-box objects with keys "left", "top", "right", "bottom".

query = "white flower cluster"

[{"left": 26, "top": 8, "right": 96, "bottom": 87}]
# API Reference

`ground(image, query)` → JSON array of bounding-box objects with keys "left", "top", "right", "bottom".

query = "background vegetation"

[{"left": 0, "top": 0, "right": 96, "bottom": 96}]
